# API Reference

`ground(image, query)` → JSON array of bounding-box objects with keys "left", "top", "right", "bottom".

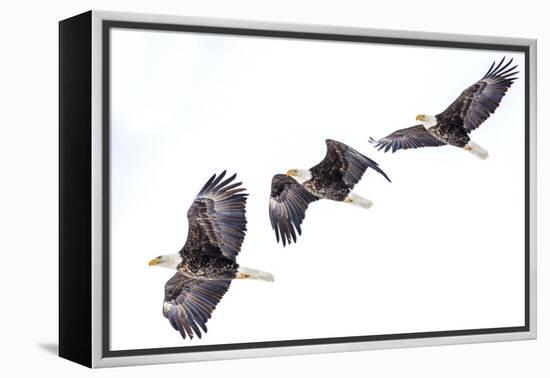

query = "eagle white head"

[
  {"left": 416, "top": 114, "right": 438, "bottom": 128},
  {"left": 287, "top": 169, "right": 312, "bottom": 184},
  {"left": 148, "top": 253, "right": 182, "bottom": 269}
]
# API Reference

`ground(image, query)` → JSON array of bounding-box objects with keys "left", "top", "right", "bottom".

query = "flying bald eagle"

[
  {"left": 369, "top": 57, "right": 518, "bottom": 159},
  {"left": 269, "top": 139, "right": 391, "bottom": 246},
  {"left": 148, "top": 171, "right": 274, "bottom": 340}
]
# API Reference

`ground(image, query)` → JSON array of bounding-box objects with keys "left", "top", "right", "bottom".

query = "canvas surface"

[{"left": 108, "top": 28, "right": 526, "bottom": 351}]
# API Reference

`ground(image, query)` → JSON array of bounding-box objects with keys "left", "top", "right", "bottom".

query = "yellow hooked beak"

[
  {"left": 416, "top": 114, "right": 426, "bottom": 121},
  {"left": 287, "top": 169, "right": 296, "bottom": 176},
  {"left": 148, "top": 257, "right": 161, "bottom": 266}
]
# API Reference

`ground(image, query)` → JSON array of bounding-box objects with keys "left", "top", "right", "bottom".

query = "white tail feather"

[
  {"left": 344, "top": 192, "right": 373, "bottom": 209},
  {"left": 465, "top": 141, "right": 489, "bottom": 160},
  {"left": 237, "top": 266, "right": 275, "bottom": 282}
]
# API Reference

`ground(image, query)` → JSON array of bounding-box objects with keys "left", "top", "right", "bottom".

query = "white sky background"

[{"left": 109, "top": 28, "right": 525, "bottom": 351}]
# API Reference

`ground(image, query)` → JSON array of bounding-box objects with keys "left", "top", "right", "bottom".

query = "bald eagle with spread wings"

[
  {"left": 369, "top": 57, "right": 518, "bottom": 159},
  {"left": 269, "top": 139, "right": 391, "bottom": 246},
  {"left": 148, "top": 171, "right": 274, "bottom": 340}
]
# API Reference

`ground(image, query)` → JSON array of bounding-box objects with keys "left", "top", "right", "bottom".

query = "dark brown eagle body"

[
  {"left": 369, "top": 57, "right": 518, "bottom": 154},
  {"left": 303, "top": 176, "right": 349, "bottom": 201},
  {"left": 177, "top": 249, "right": 239, "bottom": 280},
  {"left": 429, "top": 116, "right": 470, "bottom": 148}
]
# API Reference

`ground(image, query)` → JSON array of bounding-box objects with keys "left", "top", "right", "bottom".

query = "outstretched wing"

[
  {"left": 183, "top": 171, "right": 248, "bottom": 260},
  {"left": 163, "top": 272, "right": 230, "bottom": 339},
  {"left": 369, "top": 125, "right": 446, "bottom": 153},
  {"left": 438, "top": 57, "right": 518, "bottom": 133},
  {"left": 269, "top": 174, "right": 319, "bottom": 246},
  {"left": 312, "top": 139, "right": 391, "bottom": 188}
]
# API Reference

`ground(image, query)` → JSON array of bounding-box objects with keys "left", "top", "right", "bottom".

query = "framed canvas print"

[{"left": 59, "top": 10, "right": 537, "bottom": 368}]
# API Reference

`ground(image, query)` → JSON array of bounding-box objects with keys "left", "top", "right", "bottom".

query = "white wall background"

[{"left": 0, "top": 0, "right": 547, "bottom": 376}]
